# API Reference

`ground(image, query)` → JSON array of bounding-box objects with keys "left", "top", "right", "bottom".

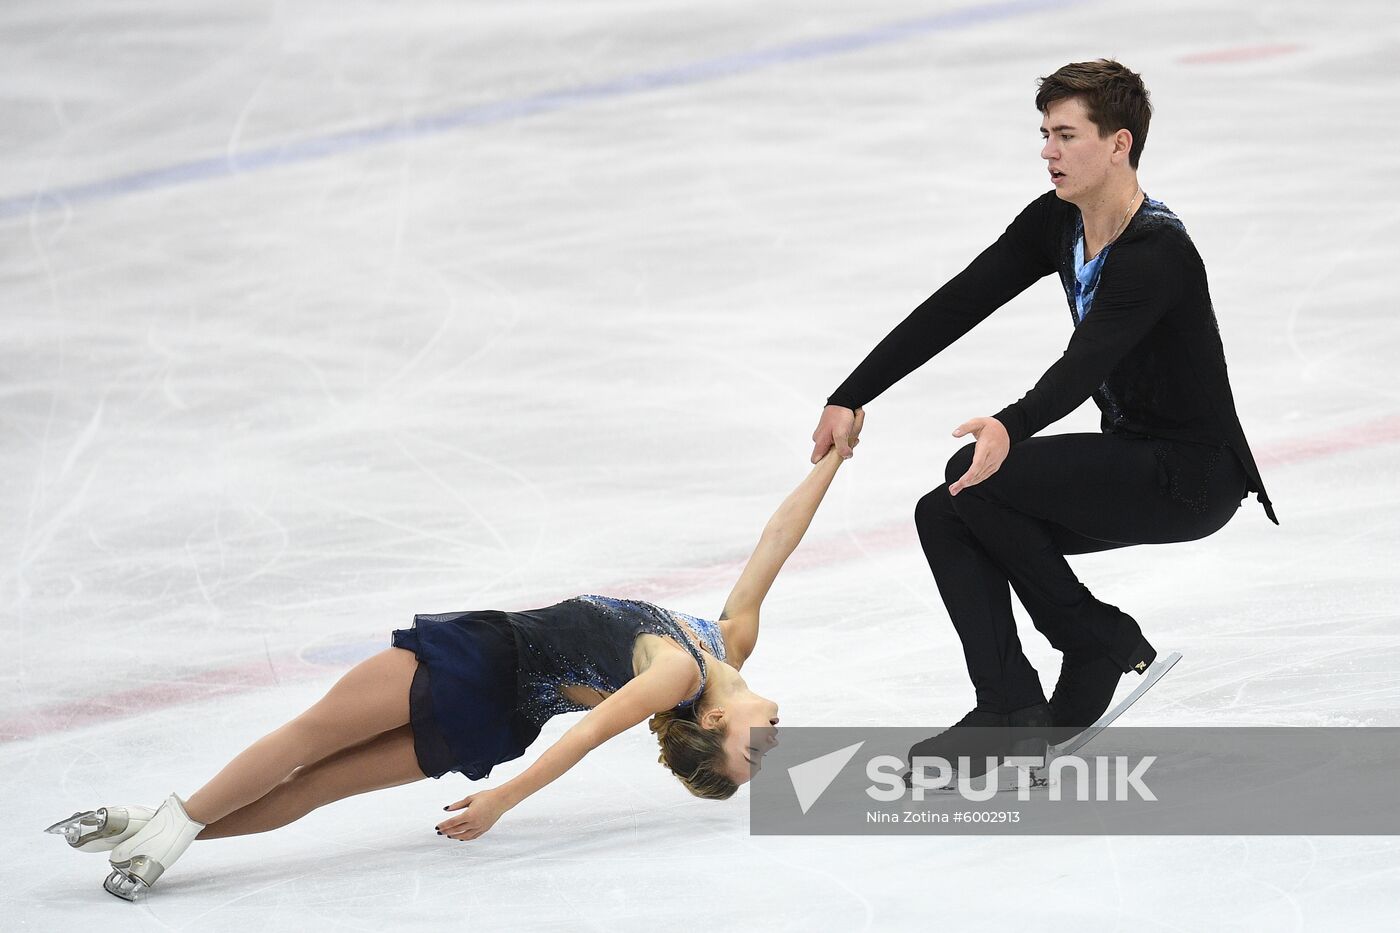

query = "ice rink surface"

[{"left": 3, "top": 0, "right": 1399, "bottom": 928}]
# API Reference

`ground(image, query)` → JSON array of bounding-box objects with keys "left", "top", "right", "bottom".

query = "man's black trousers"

[{"left": 916, "top": 431, "right": 1249, "bottom": 713}]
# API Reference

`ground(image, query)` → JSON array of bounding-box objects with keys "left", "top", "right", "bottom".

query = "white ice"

[{"left": 3, "top": 0, "right": 1399, "bottom": 929}]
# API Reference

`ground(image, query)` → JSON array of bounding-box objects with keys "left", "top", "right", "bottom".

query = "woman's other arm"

[{"left": 436, "top": 651, "right": 699, "bottom": 840}]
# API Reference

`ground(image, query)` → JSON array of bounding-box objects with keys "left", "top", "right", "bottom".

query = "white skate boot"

[
  {"left": 46, "top": 806, "right": 157, "bottom": 853},
  {"left": 103, "top": 794, "right": 205, "bottom": 901}
]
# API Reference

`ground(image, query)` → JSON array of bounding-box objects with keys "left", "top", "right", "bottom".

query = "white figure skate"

[
  {"left": 45, "top": 806, "right": 157, "bottom": 853},
  {"left": 103, "top": 794, "right": 205, "bottom": 901}
]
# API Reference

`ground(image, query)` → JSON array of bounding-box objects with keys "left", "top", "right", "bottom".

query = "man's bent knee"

[
  {"left": 915, "top": 485, "right": 956, "bottom": 528},
  {"left": 944, "top": 442, "right": 977, "bottom": 486}
]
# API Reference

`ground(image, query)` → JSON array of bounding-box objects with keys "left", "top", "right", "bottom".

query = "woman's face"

[{"left": 718, "top": 690, "right": 780, "bottom": 784}]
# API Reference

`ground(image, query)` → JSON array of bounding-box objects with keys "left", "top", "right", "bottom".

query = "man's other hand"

[{"left": 948, "top": 417, "right": 1010, "bottom": 495}]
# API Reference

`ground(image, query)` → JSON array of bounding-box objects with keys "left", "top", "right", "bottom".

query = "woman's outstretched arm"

[
  {"left": 718, "top": 410, "right": 863, "bottom": 667},
  {"left": 435, "top": 650, "right": 699, "bottom": 840}
]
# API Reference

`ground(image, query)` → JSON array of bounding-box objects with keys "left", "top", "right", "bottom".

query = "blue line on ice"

[{"left": 0, "top": 0, "right": 1078, "bottom": 219}]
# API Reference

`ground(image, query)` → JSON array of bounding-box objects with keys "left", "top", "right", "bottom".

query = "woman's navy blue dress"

[{"left": 390, "top": 595, "right": 726, "bottom": 780}]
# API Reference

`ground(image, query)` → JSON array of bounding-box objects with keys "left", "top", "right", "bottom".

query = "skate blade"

[
  {"left": 103, "top": 867, "right": 146, "bottom": 902},
  {"left": 1053, "top": 650, "right": 1184, "bottom": 758},
  {"left": 45, "top": 810, "right": 107, "bottom": 847},
  {"left": 110, "top": 853, "right": 166, "bottom": 888}
]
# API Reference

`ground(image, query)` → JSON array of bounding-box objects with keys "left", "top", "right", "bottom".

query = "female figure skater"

[{"left": 47, "top": 413, "right": 863, "bottom": 901}]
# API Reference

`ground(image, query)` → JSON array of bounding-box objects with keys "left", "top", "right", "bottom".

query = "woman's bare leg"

[
  {"left": 183, "top": 648, "right": 418, "bottom": 826},
  {"left": 198, "top": 724, "right": 426, "bottom": 839}
]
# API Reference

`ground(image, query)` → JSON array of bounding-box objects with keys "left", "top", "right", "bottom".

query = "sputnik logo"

[{"left": 786, "top": 741, "right": 865, "bottom": 814}]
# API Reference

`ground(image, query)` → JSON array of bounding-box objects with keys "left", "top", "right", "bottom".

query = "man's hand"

[
  {"left": 811, "top": 405, "right": 865, "bottom": 463},
  {"left": 437, "top": 787, "right": 512, "bottom": 841},
  {"left": 947, "top": 417, "right": 1010, "bottom": 496}
]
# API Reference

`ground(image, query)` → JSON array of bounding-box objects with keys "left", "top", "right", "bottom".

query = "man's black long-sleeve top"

[{"left": 826, "top": 190, "right": 1277, "bottom": 524}]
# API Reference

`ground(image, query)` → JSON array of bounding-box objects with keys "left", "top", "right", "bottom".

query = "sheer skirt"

[{"left": 390, "top": 610, "right": 542, "bottom": 781}]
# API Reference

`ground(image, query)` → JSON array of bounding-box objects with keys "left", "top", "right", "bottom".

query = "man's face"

[{"left": 1040, "top": 97, "right": 1118, "bottom": 201}]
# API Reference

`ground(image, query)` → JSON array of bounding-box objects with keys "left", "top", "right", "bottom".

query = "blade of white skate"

[{"left": 1051, "top": 650, "right": 1182, "bottom": 757}]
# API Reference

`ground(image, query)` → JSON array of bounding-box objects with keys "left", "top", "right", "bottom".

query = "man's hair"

[{"left": 1036, "top": 59, "right": 1152, "bottom": 169}]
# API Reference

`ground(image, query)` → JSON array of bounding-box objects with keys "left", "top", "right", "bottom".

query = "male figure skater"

[{"left": 809, "top": 60, "right": 1277, "bottom": 757}]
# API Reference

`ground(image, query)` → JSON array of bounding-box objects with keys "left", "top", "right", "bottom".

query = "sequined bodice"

[{"left": 508, "top": 595, "right": 726, "bottom": 727}]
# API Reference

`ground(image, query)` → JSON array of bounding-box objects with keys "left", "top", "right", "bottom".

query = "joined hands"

[
  {"left": 809, "top": 406, "right": 1009, "bottom": 493},
  {"left": 809, "top": 405, "right": 865, "bottom": 463}
]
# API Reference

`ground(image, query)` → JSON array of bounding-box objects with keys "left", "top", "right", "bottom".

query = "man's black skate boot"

[
  {"left": 1123, "top": 637, "right": 1157, "bottom": 676},
  {"left": 1006, "top": 701, "right": 1054, "bottom": 764},
  {"left": 1106, "top": 617, "right": 1157, "bottom": 677},
  {"left": 1048, "top": 654, "right": 1123, "bottom": 745},
  {"left": 904, "top": 709, "right": 1008, "bottom": 788}
]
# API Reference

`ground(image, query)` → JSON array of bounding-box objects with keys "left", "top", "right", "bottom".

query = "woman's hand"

[
  {"left": 437, "top": 787, "right": 513, "bottom": 841},
  {"left": 947, "top": 417, "right": 1010, "bottom": 496}
]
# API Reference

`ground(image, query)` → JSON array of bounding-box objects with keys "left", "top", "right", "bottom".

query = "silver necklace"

[
  {"left": 1104, "top": 187, "right": 1142, "bottom": 248},
  {"left": 1077, "top": 188, "right": 1143, "bottom": 314}
]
